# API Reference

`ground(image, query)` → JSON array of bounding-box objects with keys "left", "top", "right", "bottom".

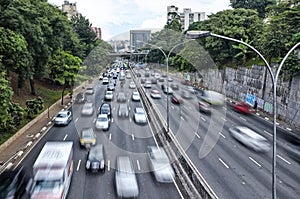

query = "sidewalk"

[{"left": 0, "top": 95, "right": 73, "bottom": 171}]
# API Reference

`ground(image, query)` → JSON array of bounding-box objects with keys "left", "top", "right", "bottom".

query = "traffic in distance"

[{"left": 1, "top": 60, "right": 300, "bottom": 199}]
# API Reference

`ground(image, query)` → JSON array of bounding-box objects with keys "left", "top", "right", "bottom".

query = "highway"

[
  {"left": 139, "top": 68, "right": 300, "bottom": 199},
  {"left": 19, "top": 65, "right": 300, "bottom": 199},
  {"left": 20, "top": 70, "right": 183, "bottom": 199}
]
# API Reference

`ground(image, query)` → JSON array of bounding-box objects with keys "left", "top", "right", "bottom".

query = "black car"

[
  {"left": 86, "top": 144, "right": 105, "bottom": 173},
  {"left": 75, "top": 92, "right": 87, "bottom": 103},
  {"left": 0, "top": 167, "right": 30, "bottom": 199},
  {"left": 99, "top": 103, "right": 111, "bottom": 118}
]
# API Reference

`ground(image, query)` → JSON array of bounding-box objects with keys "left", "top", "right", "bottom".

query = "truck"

[{"left": 30, "top": 141, "right": 74, "bottom": 199}]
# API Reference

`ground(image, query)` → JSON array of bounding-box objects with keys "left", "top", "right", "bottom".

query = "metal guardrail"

[{"left": 129, "top": 67, "right": 218, "bottom": 199}]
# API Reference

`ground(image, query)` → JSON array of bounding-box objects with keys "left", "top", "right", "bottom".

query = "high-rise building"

[
  {"left": 167, "top": 5, "right": 206, "bottom": 31},
  {"left": 130, "top": 30, "right": 151, "bottom": 52},
  {"left": 62, "top": 1, "right": 78, "bottom": 20}
]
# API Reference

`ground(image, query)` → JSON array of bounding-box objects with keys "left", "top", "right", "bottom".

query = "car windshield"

[
  {"left": 56, "top": 113, "right": 67, "bottom": 118},
  {"left": 98, "top": 116, "right": 107, "bottom": 121}
]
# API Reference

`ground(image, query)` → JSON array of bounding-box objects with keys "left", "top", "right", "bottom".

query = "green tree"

[
  {"left": 71, "top": 14, "right": 97, "bottom": 56},
  {"left": 47, "top": 50, "right": 82, "bottom": 104},
  {"left": 230, "top": 0, "right": 276, "bottom": 18},
  {"left": 188, "top": 9, "right": 264, "bottom": 66},
  {"left": 0, "top": 27, "right": 32, "bottom": 88},
  {"left": 82, "top": 40, "right": 113, "bottom": 76},
  {"left": 262, "top": 2, "right": 300, "bottom": 77}
]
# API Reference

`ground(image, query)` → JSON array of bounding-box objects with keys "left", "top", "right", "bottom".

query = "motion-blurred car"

[
  {"left": 167, "top": 77, "right": 173, "bottom": 82},
  {"left": 53, "top": 110, "right": 72, "bottom": 126},
  {"left": 198, "top": 100, "right": 211, "bottom": 113},
  {"left": 86, "top": 144, "right": 105, "bottom": 173},
  {"left": 185, "top": 86, "right": 197, "bottom": 94},
  {"left": 134, "top": 107, "right": 147, "bottom": 124},
  {"left": 95, "top": 114, "right": 110, "bottom": 131},
  {"left": 81, "top": 102, "right": 94, "bottom": 116},
  {"left": 229, "top": 126, "right": 271, "bottom": 152},
  {"left": 99, "top": 103, "right": 111, "bottom": 118},
  {"left": 181, "top": 90, "right": 193, "bottom": 99},
  {"left": 85, "top": 87, "right": 94, "bottom": 95},
  {"left": 129, "top": 81, "right": 136, "bottom": 89},
  {"left": 231, "top": 101, "right": 253, "bottom": 114},
  {"left": 151, "top": 89, "right": 161, "bottom": 99},
  {"left": 171, "top": 93, "right": 182, "bottom": 105},
  {"left": 104, "top": 90, "right": 113, "bottom": 101},
  {"left": 162, "top": 85, "right": 173, "bottom": 95},
  {"left": 80, "top": 127, "right": 96, "bottom": 148},
  {"left": 0, "top": 167, "right": 30, "bottom": 199},
  {"left": 131, "top": 91, "right": 140, "bottom": 101},
  {"left": 118, "top": 103, "right": 129, "bottom": 118},
  {"left": 147, "top": 146, "right": 175, "bottom": 183},
  {"left": 201, "top": 90, "right": 225, "bottom": 106},
  {"left": 75, "top": 92, "right": 87, "bottom": 104},
  {"left": 140, "top": 78, "right": 146, "bottom": 84},
  {"left": 117, "top": 92, "right": 126, "bottom": 102},
  {"left": 170, "top": 83, "right": 179, "bottom": 90},
  {"left": 151, "top": 78, "right": 157, "bottom": 84},
  {"left": 115, "top": 156, "right": 139, "bottom": 198}
]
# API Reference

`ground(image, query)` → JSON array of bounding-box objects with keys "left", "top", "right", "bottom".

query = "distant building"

[
  {"left": 62, "top": 1, "right": 102, "bottom": 40},
  {"left": 167, "top": 5, "right": 206, "bottom": 31},
  {"left": 130, "top": 30, "right": 151, "bottom": 52},
  {"left": 62, "top": 1, "right": 78, "bottom": 20}
]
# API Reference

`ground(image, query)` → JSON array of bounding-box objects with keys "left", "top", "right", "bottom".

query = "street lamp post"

[
  {"left": 186, "top": 30, "right": 300, "bottom": 199},
  {"left": 139, "top": 40, "right": 189, "bottom": 133}
]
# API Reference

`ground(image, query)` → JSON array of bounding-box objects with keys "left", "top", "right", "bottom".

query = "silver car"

[
  {"left": 95, "top": 114, "right": 110, "bottom": 130},
  {"left": 115, "top": 156, "right": 139, "bottom": 198},
  {"left": 118, "top": 104, "right": 129, "bottom": 118},
  {"left": 81, "top": 102, "right": 94, "bottom": 116},
  {"left": 134, "top": 107, "right": 147, "bottom": 124},
  {"left": 229, "top": 126, "right": 271, "bottom": 152},
  {"left": 104, "top": 90, "right": 113, "bottom": 101},
  {"left": 53, "top": 110, "right": 72, "bottom": 126},
  {"left": 147, "top": 146, "right": 175, "bottom": 183}
]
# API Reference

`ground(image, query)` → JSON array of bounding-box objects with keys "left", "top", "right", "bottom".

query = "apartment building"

[{"left": 167, "top": 5, "right": 206, "bottom": 31}]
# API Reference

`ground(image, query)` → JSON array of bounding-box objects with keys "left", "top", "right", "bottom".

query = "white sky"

[{"left": 48, "top": 0, "right": 231, "bottom": 41}]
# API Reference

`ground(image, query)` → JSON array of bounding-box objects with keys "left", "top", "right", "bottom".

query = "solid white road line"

[
  {"left": 239, "top": 117, "right": 247, "bottom": 121},
  {"left": 195, "top": 132, "right": 200, "bottom": 139},
  {"left": 63, "top": 134, "right": 68, "bottom": 141},
  {"left": 136, "top": 160, "right": 141, "bottom": 171},
  {"left": 201, "top": 117, "right": 206, "bottom": 122},
  {"left": 219, "top": 132, "right": 226, "bottom": 139},
  {"left": 277, "top": 154, "right": 291, "bottom": 165},
  {"left": 76, "top": 160, "right": 81, "bottom": 171},
  {"left": 107, "top": 160, "right": 111, "bottom": 171},
  {"left": 264, "top": 130, "right": 273, "bottom": 137},
  {"left": 249, "top": 157, "right": 261, "bottom": 167},
  {"left": 218, "top": 158, "right": 229, "bottom": 169}
]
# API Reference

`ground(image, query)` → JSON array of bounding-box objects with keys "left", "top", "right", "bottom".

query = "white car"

[
  {"left": 115, "top": 156, "right": 139, "bottom": 198},
  {"left": 102, "top": 77, "right": 109, "bottom": 84},
  {"left": 81, "top": 103, "right": 94, "bottom": 116},
  {"left": 144, "top": 81, "right": 152, "bottom": 89},
  {"left": 229, "top": 126, "right": 271, "bottom": 152},
  {"left": 95, "top": 114, "right": 110, "bottom": 131},
  {"left": 150, "top": 89, "right": 161, "bottom": 99},
  {"left": 129, "top": 81, "right": 136, "bottom": 89},
  {"left": 131, "top": 91, "right": 140, "bottom": 101},
  {"left": 104, "top": 90, "right": 113, "bottom": 101},
  {"left": 147, "top": 146, "right": 175, "bottom": 183},
  {"left": 134, "top": 107, "right": 147, "bottom": 124},
  {"left": 53, "top": 110, "right": 72, "bottom": 126}
]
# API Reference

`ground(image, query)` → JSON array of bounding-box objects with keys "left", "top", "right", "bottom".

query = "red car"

[{"left": 231, "top": 101, "right": 253, "bottom": 114}]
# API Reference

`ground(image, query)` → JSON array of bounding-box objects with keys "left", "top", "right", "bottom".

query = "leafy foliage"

[
  {"left": 230, "top": 0, "right": 276, "bottom": 18},
  {"left": 25, "top": 97, "right": 44, "bottom": 119}
]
